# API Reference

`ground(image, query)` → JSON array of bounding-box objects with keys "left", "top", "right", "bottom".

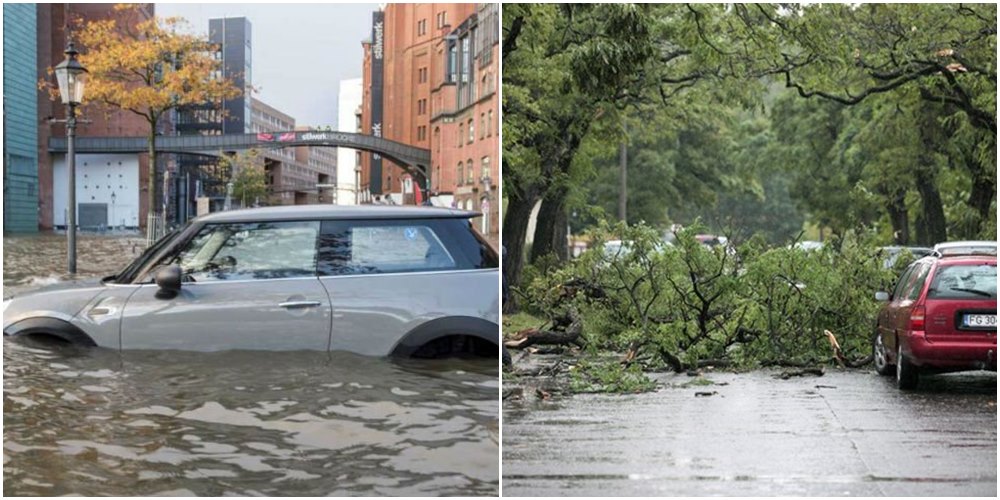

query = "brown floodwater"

[{"left": 3, "top": 233, "right": 499, "bottom": 496}]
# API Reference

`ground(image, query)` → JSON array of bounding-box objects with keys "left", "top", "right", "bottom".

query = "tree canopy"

[{"left": 503, "top": 3, "right": 996, "bottom": 297}]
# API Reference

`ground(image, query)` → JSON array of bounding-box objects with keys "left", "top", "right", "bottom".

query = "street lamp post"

[
  {"left": 110, "top": 191, "right": 117, "bottom": 231},
  {"left": 54, "top": 41, "right": 88, "bottom": 274}
]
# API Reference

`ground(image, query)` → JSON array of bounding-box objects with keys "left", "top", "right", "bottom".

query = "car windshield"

[
  {"left": 112, "top": 226, "right": 185, "bottom": 284},
  {"left": 927, "top": 263, "right": 997, "bottom": 300}
]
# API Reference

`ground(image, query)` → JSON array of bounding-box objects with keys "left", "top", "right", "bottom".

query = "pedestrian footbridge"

[{"left": 48, "top": 130, "right": 431, "bottom": 184}]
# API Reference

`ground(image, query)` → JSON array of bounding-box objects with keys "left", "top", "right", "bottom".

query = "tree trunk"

[
  {"left": 531, "top": 187, "right": 569, "bottom": 263},
  {"left": 147, "top": 127, "right": 157, "bottom": 234},
  {"left": 963, "top": 149, "right": 995, "bottom": 238},
  {"left": 913, "top": 163, "right": 947, "bottom": 245},
  {"left": 502, "top": 185, "right": 540, "bottom": 313},
  {"left": 966, "top": 171, "right": 995, "bottom": 238},
  {"left": 885, "top": 190, "right": 909, "bottom": 245},
  {"left": 618, "top": 138, "right": 627, "bottom": 223}
]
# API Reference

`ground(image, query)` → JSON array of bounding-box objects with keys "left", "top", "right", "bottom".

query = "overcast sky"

[{"left": 158, "top": 3, "right": 377, "bottom": 128}]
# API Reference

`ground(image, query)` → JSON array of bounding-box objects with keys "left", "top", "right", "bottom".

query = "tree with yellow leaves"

[{"left": 51, "top": 4, "right": 241, "bottom": 223}]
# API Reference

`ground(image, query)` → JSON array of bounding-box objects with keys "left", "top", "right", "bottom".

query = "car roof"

[
  {"left": 195, "top": 204, "right": 479, "bottom": 224},
  {"left": 933, "top": 240, "right": 997, "bottom": 250},
  {"left": 933, "top": 255, "right": 997, "bottom": 265}
]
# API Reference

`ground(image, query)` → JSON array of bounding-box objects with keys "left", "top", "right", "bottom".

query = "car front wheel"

[
  {"left": 873, "top": 332, "right": 893, "bottom": 376},
  {"left": 896, "top": 343, "right": 919, "bottom": 390}
]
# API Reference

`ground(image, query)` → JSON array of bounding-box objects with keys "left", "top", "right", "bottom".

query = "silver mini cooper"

[{"left": 3, "top": 205, "right": 500, "bottom": 358}]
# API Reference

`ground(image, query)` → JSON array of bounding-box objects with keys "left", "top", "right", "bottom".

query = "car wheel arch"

[
  {"left": 4, "top": 317, "right": 97, "bottom": 346},
  {"left": 389, "top": 316, "right": 499, "bottom": 358}
]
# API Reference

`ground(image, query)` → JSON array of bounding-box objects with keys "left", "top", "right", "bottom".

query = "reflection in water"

[
  {"left": 4, "top": 343, "right": 499, "bottom": 496},
  {"left": 3, "top": 234, "right": 499, "bottom": 495}
]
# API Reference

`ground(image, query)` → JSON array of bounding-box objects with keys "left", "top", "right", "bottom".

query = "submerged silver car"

[{"left": 3, "top": 205, "right": 500, "bottom": 358}]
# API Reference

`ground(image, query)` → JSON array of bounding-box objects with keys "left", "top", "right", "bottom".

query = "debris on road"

[{"left": 774, "top": 367, "right": 825, "bottom": 379}]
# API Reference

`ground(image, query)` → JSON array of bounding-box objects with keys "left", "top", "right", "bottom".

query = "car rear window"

[{"left": 927, "top": 263, "right": 997, "bottom": 300}]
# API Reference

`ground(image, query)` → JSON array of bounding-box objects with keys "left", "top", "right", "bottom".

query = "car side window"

[
  {"left": 317, "top": 219, "right": 459, "bottom": 276},
  {"left": 900, "top": 263, "right": 931, "bottom": 301},
  {"left": 891, "top": 265, "right": 917, "bottom": 300},
  {"left": 170, "top": 221, "right": 320, "bottom": 282}
]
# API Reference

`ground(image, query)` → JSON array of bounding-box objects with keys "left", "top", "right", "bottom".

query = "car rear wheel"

[
  {"left": 410, "top": 335, "right": 497, "bottom": 359},
  {"left": 873, "top": 333, "right": 893, "bottom": 376},
  {"left": 896, "top": 344, "right": 919, "bottom": 390}
]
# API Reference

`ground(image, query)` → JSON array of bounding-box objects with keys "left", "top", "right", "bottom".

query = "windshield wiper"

[{"left": 948, "top": 287, "right": 994, "bottom": 297}]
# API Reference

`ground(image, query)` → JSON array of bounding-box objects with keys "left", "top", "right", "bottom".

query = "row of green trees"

[{"left": 503, "top": 4, "right": 997, "bottom": 300}]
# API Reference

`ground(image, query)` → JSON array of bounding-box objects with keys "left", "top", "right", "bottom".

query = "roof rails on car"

[{"left": 931, "top": 249, "right": 998, "bottom": 258}]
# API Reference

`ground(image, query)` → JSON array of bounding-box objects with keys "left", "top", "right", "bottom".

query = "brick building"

[
  {"left": 359, "top": 3, "right": 499, "bottom": 245},
  {"left": 36, "top": 3, "right": 160, "bottom": 230}
]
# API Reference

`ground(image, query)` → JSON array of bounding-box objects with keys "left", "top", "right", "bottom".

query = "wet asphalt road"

[{"left": 503, "top": 369, "right": 996, "bottom": 496}]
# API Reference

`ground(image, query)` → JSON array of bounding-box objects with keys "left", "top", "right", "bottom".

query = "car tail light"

[{"left": 909, "top": 306, "right": 926, "bottom": 331}]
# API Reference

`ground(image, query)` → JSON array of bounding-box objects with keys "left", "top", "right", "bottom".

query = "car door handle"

[{"left": 279, "top": 300, "right": 322, "bottom": 309}]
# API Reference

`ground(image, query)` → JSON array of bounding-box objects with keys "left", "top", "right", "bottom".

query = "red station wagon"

[{"left": 873, "top": 254, "right": 997, "bottom": 389}]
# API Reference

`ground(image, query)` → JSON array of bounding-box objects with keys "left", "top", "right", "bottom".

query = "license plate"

[{"left": 964, "top": 314, "right": 997, "bottom": 328}]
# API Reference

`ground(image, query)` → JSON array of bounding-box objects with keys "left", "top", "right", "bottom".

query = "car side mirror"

[
  {"left": 874, "top": 291, "right": 890, "bottom": 302},
  {"left": 155, "top": 265, "right": 182, "bottom": 299}
]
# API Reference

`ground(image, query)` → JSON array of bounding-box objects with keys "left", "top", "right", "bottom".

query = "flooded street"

[
  {"left": 503, "top": 368, "right": 996, "bottom": 496},
  {"left": 2, "top": 232, "right": 145, "bottom": 299},
  {"left": 3, "top": 234, "right": 499, "bottom": 496}
]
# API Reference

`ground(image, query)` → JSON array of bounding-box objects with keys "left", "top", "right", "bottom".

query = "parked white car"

[{"left": 932, "top": 240, "right": 998, "bottom": 257}]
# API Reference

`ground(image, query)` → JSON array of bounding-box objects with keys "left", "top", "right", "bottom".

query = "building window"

[
  {"left": 480, "top": 113, "right": 486, "bottom": 139},
  {"left": 481, "top": 199, "right": 490, "bottom": 234},
  {"left": 461, "top": 36, "right": 471, "bottom": 84},
  {"left": 433, "top": 127, "right": 440, "bottom": 153},
  {"left": 481, "top": 156, "right": 490, "bottom": 182},
  {"left": 458, "top": 123, "right": 464, "bottom": 147},
  {"left": 417, "top": 19, "right": 427, "bottom": 36},
  {"left": 417, "top": 99, "right": 427, "bottom": 115},
  {"left": 466, "top": 158, "right": 474, "bottom": 184},
  {"left": 447, "top": 42, "right": 458, "bottom": 83},
  {"left": 418, "top": 67, "right": 428, "bottom": 84},
  {"left": 457, "top": 161, "right": 464, "bottom": 186},
  {"left": 436, "top": 11, "right": 448, "bottom": 29},
  {"left": 467, "top": 119, "right": 474, "bottom": 144},
  {"left": 488, "top": 110, "right": 493, "bottom": 136}
]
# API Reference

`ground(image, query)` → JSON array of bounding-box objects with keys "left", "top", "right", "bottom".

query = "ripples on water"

[
  {"left": 2, "top": 234, "right": 500, "bottom": 496},
  {"left": 3, "top": 232, "right": 145, "bottom": 299},
  {"left": 4, "top": 343, "right": 499, "bottom": 496}
]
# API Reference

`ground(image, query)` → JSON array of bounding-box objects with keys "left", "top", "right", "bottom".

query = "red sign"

[
  {"left": 279, "top": 132, "right": 295, "bottom": 142},
  {"left": 257, "top": 133, "right": 274, "bottom": 142}
]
